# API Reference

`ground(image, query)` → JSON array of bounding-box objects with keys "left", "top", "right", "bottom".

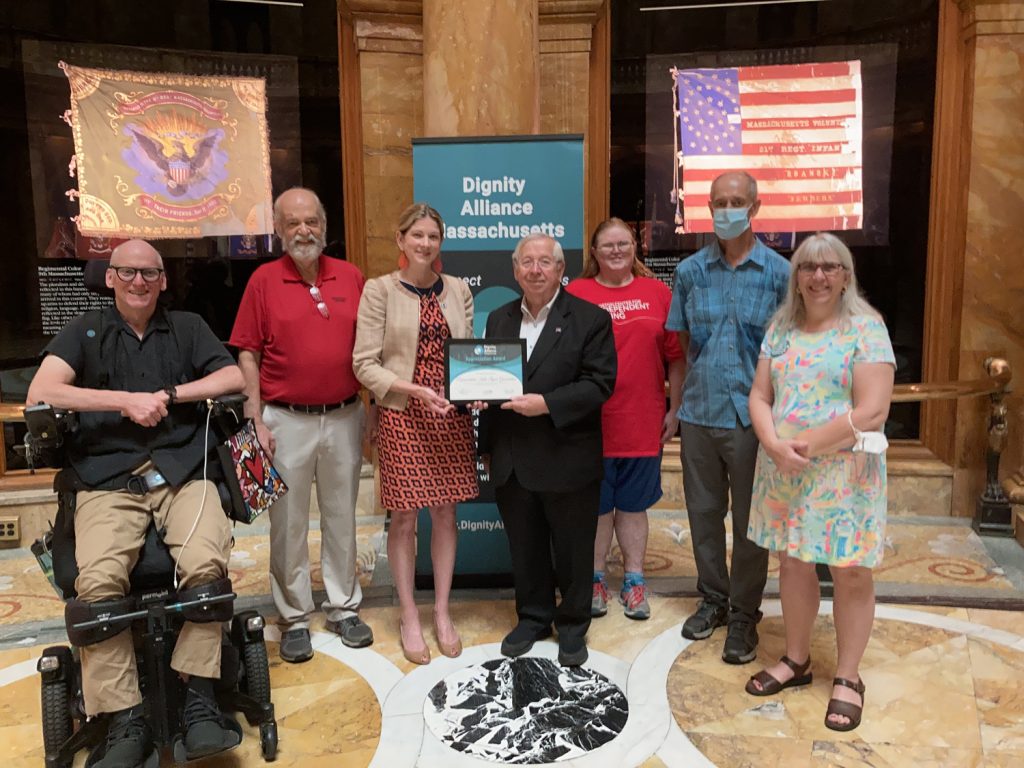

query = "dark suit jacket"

[{"left": 479, "top": 289, "right": 616, "bottom": 493}]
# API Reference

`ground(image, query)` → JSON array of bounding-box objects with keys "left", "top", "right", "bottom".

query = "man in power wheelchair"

[{"left": 26, "top": 239, "right": 274, "bottom": 767}]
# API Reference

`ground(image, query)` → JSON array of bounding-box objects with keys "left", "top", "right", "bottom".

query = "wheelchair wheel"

[
  {"left": 242, "top": 640, "right": 271, "bottom": 704},
  {"left": 260, "top": 720, "right": 278, "bottom": 761},
  {"left": 41, "top": 678, "right": 73, "bottom": 767}
]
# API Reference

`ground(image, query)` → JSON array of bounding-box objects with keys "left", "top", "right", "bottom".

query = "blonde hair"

[
  {"left": 397, "top": 202, "right": 445, "bottom": 240},
  {"left": 770, "top": 232, "right": 881, "bottom": 335},
  {"left": 580, "top": 217, "right": 654, "bottom": 279}
]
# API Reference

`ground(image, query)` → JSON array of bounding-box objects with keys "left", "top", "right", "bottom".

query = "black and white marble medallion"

[{"left": 424, "top": 657, "right": 629, "bottom": 764}]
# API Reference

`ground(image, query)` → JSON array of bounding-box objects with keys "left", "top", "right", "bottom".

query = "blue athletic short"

[{"left": 599, "top": 455, "right": 663, "bottom": 515}]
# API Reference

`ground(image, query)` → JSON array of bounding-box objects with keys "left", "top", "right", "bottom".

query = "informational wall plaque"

[
  {"left": 60, "top": 62, "right": 273, "bottom": 239},
  {"left": 38, "top": 264, "right": 112, "bottom": 335}
]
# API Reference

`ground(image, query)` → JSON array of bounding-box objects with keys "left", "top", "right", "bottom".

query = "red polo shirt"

[{"left": 230, "top": 254, "right": 364, "bottom": 404}]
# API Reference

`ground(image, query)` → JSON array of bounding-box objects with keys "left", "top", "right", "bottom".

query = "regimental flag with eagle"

[
  {"left": 60, "top": 62, "right": 273, "bottom": 239},
  {"left": 672, "top": 61, "right": 863, "bottom": 234}
]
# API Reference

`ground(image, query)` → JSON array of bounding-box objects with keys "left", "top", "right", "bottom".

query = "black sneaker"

[
  {"left": 182, "top": 677, "right": 241, "bottom": 759},
  {"left": 681, "top": 601, "right": 728, "bottom": 640},
  {"left": 93, "top": 706, "right": 155, "bottom": 768},
  {"left": 722, "top": 619, "right": 759, "bottom": 664}
]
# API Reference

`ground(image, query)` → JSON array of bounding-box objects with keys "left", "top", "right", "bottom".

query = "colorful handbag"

[{"left": 217, "top": 419, "right": 287, "bottom": 523}]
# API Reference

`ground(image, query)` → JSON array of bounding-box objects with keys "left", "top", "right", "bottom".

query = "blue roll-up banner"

[{"left": 411, "top": 134, "right": 584, "bottom": 585}]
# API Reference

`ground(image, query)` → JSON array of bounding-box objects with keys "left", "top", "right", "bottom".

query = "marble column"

[
  {"left": 422, "top": 0, "right": 540, "bottom": 136},
  {"left": 340, "top": 0, "right": 606, "bottom": 279},
  {"left": 950, "top": 0, "right": 1024, "bottom": 514}
]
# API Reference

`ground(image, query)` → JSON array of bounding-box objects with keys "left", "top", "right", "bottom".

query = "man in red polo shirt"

[{"left": 230, "top": 187, "right": 373, "bottom": 662}]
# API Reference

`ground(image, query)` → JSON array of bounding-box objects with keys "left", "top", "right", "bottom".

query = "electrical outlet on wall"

[{"left": 0, "top": 516, "right": 20, "bottom": 548}]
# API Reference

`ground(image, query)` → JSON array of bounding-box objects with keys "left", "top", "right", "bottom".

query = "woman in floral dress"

[{"left": 743, "top": 233, "right": 895, "bottom": 732}]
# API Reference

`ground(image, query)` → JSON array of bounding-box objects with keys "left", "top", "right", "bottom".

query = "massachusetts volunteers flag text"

[{"left": 673, "top": 61, "right": 863, "bottom": 234}]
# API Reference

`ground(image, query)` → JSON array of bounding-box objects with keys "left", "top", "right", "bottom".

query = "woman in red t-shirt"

[{"left": 567, "top": 218, "right": 685, "bottom": 621}]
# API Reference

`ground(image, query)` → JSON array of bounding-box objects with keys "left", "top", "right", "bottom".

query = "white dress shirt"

[{"left": 519, "top": 289, "right": 560, "bottom": 360}]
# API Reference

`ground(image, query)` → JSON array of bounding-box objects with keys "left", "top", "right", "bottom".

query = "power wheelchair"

[{"left": 23, "top": 396, "right": 278, "bottom": 767}]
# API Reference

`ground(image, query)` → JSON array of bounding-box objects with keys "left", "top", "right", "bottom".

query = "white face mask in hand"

[{"left": 848, "top": 411, "right": 888, "bottom": 455}]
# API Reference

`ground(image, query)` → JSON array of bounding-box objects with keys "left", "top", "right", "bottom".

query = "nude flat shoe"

[
  {"left": 433, "top": 612, "right": 463, "bottom": 658},
  {"left": 399, "top": 621, "right": 430, "bottom": 665}
]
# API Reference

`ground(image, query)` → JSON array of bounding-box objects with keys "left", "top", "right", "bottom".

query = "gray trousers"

[
  {"left": 263, "top": 402, "right": 365, "bottom": 629},
  {"left": 680, "top": 421, "right": 768, "bottom": 622}
]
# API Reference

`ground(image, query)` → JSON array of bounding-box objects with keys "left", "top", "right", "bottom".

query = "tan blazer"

[{"left": 353, "top": 271, "right": 475, "bottom": 410}]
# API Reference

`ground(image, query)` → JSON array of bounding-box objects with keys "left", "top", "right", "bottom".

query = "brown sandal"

[
  {"left": 745, "top": 655, "right": 812, "bottom": 696},
  {"left": 825, "top": 676, "right": 866, "bottom": 731}
]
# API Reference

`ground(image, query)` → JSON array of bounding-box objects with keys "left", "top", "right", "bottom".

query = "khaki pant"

[
  {"left": 263, "top": 402, "right": 364, "bottom": 630},
  {"left": 74, "top": 478, "right": 232, "bottom": 715}
]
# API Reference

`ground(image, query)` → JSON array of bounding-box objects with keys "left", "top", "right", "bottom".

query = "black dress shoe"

[
  {"left": 558, "top": 637, "right": 588, "bottom": 667},
  {"left": 500, "top": 623, "right": 552, "bottom": 657}
]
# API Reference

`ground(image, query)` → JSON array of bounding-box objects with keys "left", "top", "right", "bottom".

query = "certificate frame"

[{"left": 445, "top": 338, "right": 526, "bottom": 404}]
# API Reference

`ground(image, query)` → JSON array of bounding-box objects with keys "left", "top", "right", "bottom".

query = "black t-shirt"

[{"left": 43, "top": 307, "right": 236, "bottom": 488}]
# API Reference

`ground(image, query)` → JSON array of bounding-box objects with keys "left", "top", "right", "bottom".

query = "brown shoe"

[
  {"left": 824, "top": 676, "right": 866, "bottom": 731},
  {"left": 745, "top": 655, "right": 812, "bottom": 696}
]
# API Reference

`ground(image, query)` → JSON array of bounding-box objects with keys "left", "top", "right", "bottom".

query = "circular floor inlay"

[{"left": 424, "top": 657, "right": 628, "bottom": 764}]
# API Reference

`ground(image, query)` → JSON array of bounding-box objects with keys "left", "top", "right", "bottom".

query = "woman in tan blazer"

[{"left": 353, "top": 203, "right": 478, "bottom": 665}]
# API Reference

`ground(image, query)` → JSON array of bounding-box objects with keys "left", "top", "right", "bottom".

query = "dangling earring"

[{"left": 398, "top": 252, "right": 409, "bottom": 269}]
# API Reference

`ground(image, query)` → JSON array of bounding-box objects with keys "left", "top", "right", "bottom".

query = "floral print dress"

[{"left": 748, "top": 315, "right": 896, "bottom": 567}]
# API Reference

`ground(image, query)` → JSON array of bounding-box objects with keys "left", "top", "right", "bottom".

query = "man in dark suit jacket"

[{"left": 479, "top": 233, "right": 616, "bottom": 667}]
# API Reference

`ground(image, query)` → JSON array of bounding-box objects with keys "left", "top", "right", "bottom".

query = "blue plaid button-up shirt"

[{"left": 666, "top": 240, "right": 790, "bottom": 428}]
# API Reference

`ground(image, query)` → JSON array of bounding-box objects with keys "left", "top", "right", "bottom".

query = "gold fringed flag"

[{"left": 60, "top": 62, "right": 273, "bottom": 239}]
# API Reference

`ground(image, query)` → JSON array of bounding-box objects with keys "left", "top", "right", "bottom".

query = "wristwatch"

[{"left": 164, "top": 386, "right": 177, "bottom": 405}]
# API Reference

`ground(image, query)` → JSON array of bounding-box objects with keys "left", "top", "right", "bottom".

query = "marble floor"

[
  {"left": 1, "top": 595, "right": 1023, "bottom": 767},
  {"left": 0, "top": 511, "right": 1018, "bottom": 635},
  {"left": 1, "top": 504, "right": 1022, "bottom": 766}
]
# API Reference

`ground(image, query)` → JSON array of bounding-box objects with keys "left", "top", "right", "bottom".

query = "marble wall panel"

[
  {"left": 888, "top": 475, "right": 954, "bottom": 517},
  {"left": 540, "top": 49, "right": 589, "bottom": 136},
  {"left": 360, "top": 48, "right": 422, "bottom": 278},
  {"left": 423, "top": 0, "right": 539, "bottom": 136},
  {"left": 652, "top": 463, "right": 953, "bottom": 516},
  {"left": 0, "top": 496, "right": 57, "bottom": 547},
  {"left": 954, "top": 30, "right": 1024, "bottom": 515}
]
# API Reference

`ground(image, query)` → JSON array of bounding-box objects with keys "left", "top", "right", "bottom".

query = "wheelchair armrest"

[{"left": 22, "top": 404, "right": 76, "bottom": 469}]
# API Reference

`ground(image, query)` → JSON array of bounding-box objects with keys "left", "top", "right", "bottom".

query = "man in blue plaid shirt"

[{"left": 666, "top": 171, "right": 790, "bottom": 664}]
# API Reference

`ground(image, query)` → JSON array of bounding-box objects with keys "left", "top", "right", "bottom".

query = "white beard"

[{"left": 288, "top": 234, "right": 324, "bottom": 263}]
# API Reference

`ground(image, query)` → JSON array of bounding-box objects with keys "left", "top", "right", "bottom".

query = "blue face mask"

[{"left": 712, "top": 206, "right": 751, "bottom": 240}]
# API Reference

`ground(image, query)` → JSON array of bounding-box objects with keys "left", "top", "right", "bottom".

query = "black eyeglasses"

[
  {"left": 309, "top": 285, "right": 329, "bottom": 318},
  {"left": 110, "top": 266, "right": 164, "bottom": 283}
]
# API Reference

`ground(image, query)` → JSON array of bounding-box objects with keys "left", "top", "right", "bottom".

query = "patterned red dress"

[{"left": 376, "top": 284, "right": 479, "bottom": 509}]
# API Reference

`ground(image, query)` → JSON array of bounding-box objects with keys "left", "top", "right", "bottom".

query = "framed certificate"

[{"left": 445, "top": 339, "right": 526, "bottom": 404}]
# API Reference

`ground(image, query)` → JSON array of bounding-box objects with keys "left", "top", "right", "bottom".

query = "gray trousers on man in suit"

[{"left": 679, "top": 421, "right": 768, "bottom": 622}]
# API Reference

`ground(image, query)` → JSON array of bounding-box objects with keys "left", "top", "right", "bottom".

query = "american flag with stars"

[{"left": 674, "top": 61, "right": 863, "bottom": 234}]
